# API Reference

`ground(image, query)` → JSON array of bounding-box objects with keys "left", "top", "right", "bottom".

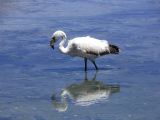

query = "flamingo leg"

[
  {"left": 91, "top": 60, "right": 98, "bottom": 70},
  {"left": 84, "top": 58, "right": 87, "bottom": 71}
]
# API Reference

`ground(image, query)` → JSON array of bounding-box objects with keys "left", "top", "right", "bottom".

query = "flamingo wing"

[{"left": 68, "top": 36, "right": 110, "bottom": 56}]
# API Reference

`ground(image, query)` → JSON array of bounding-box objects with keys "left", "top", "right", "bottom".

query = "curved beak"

[{"left": 50, "top": 37, "right": 55, "bottom": 49}]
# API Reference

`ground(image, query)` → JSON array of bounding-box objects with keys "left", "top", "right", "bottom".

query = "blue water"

[{"left": 0, "top": 0, "right": 160, "bottom": 120}]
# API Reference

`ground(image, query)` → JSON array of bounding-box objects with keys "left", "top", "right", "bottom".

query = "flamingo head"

[{"left": 50, "top": 30, "right": 66, "bottom": 49}]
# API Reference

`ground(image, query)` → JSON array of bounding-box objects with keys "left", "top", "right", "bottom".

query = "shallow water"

[{"left": 0, "top": 0, "right": 160, "bottom": 120}]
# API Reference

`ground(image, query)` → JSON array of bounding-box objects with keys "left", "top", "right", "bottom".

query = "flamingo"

[{"left": 50, "top": 30, "right": 119, "bottom": 71}]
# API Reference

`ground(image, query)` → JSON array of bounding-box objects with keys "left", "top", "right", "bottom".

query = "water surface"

[{"left": 0, "top": 0, "right": 160, "bottom": 120}]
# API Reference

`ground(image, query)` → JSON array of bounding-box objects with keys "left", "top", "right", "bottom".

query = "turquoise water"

[{"left": 0, "top": 0, "right": 160, "bottom": 120}]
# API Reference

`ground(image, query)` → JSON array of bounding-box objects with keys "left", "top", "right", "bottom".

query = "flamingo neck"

[{"left": 59, "top": 37, "right": 68, "bottom": 54}]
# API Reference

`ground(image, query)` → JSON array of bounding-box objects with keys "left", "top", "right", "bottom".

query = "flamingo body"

[{"left": 67, "top": 36, "right": 110, "bottom": 59}]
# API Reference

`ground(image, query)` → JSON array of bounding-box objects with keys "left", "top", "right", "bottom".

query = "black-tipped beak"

[
  {"left": 51, "top": 44, "right": 54, "bottom": 49},
  {"left": 50, "top": 37, "right": 55, "bottom": 49}
]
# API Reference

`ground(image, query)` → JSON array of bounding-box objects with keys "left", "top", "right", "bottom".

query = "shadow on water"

[
  {"left": 51, "top": 71, "right": 120, "bottom": 112},
  {"left": 45, "top": 65, "right": 119, "bottom": 73}
]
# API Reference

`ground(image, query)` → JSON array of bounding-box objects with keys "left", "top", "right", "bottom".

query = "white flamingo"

[{"left": 50, "top": 30, "right": 119, "bottom": 71}]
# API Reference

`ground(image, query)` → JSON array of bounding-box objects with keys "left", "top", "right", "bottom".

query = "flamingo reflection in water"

[{"left": 51, "top": 72, "right": 120, "bottom": 112}]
